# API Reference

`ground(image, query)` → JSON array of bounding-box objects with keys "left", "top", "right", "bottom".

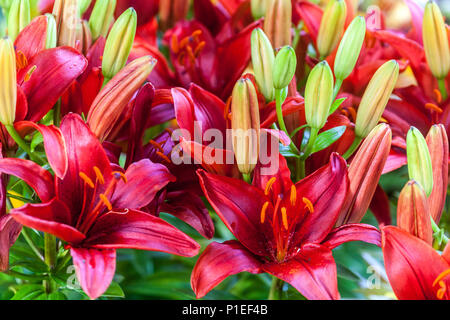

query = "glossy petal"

[
  {"left": 71, "top": 248, "right": 116, "bottom": 300},
  {"left": 369, "top": 185, "right": 392, "bottom": 226},
  {"left": 322, "top": 224, "right": 381, "bottom": 249},
  {"left": 0, "top": 215, "right": 22, "bottom": 271},
  {"left": 295, "top": 1, "right": 323, "bottom": 42},
  {"left": 191, "top": 241, "right": 263, "bottom": 298},
  {"left": 14, "top": 16, "right": 47, "bottom": 60}
]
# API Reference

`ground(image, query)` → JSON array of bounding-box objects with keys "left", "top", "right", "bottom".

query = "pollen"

[
  {"left": 79, "top": 172, "right": 95, "bottom": 188},
  {"left": 434, "top": 89, "right": 442, "bottom": 104},
  {"left": 425, "top": 102, "right": 443, "bottom": 113},
  {"left": 281, "top": 207, "right": 288, "bottom": 230},
  {"left": 24, "top": 65, "right": 37, "bottom": 82},
  {"left": 433, "top": 269, "right": 450, "bottom": 300},
  {"left": 99, "top": 193, "right": 113, "bottom": 211},
  {"left": 302, "top": 197, "right": 314, "bottom": 213},
  {"left": 93, "top": 166, "right": 105, "bottom": 184},
  {"left": 171, "top": 34, "right": 179, "bottom": 54},
  {"left": 113, "top": 171, "right": 128, "bottom": 183},
  {"left": 16, "top": 51, "right": 28, "bottom": 69},
  {"left": 264, "top": 177, "right": 277, "bottom": 196},
  {"left": 290, "top": 185, "right": 297, "bottom": 206},
  {"left": 260, "top": 201, "right": 269, "bottom": 224}
]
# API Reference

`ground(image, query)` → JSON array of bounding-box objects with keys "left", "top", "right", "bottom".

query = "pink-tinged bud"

[
  {"left": 263, "top": 0, "right": 292, "bottom": 48},
  {"left": 158, "top": 0, "right": 189, "bottom": 31},
  {"left": 317, "top": 0, "right": 347, "bottom": 58},
  {"left": 397, "top": 180, "right": 433, "bottom": 245},
  {"left": 231, "top": 78, "right": 261, "bottom": 175},
  {"left": 426, "top": 124, "right": 449, "bottom": 223},
  {"left": 75, "top": 19, "right": 91, "bottom": 54},
  {"left": 7, "top": 0, "right": 31, "bottom": 41},
  {"left": 0, "top": 37, "right": 16, "bottom": 126},
  {"left": 52, "top": 0, "right": 80, "bottom": 47},
  {"left": 87, "top": 56, "right": 156, "bottom": 141},
  {"left": 336, "top": 124, "right": 391, "bottom": 225}
]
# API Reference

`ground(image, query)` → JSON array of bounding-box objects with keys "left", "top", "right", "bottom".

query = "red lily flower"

[
  {"left": 0, "top": 114, "right": 200, "bottom": 299},
  {"left": 191, "top": 153, "right": 381, "bottom": 299},
  {"left": 382, "top": 226, "right": 450, "bottom": 300}
]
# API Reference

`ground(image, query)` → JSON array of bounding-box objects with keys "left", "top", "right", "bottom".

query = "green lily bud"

[
  {"left": 423, "top": 1, "right": 450, "bottom": 79},
  {"left": 272, "top": 45, "right": 297, "bottom": 90},
  {"left": 88, "top": 0, "right": 116, "bottom": 40},
  {"left": 251, "top": 28, "right": 275, "bottom": 101},
  {"left": 102, "top": 7, "right": 137, "bottom": 82},
  {"left": 354, "top": 60, "right": 399, "bottom": 138},
  {"left": 231, "top": 78, "right": 261, "bottom": 175},
  {"left": 45, "top": 13, "right": 57, "bottom": 49},
  {"left": 334, "top": 16, "right": 366, "bottom": 80},
  {"left": 304, "top": 61, "right": 334, "bottom": 130},
  {"left": 263, "top": 0, "right": 291, "bottom": 48},
  {"left": 78, "top": 0, "right": 91, "bottom": 16},
  {"left": 251, "top": 0, "right": 268, "bottom": 20},
  {"left": 0, "top": 37, "right": 16, "bottom": 126},
  {"left": 406, "top": 127, "right": 434, "bottom": 197},
  {"left": 53, "top": 0, "right": 79, "bottom": 47},
  {"left": 7, "top": 0, "right": 30, "bottom": 41},
  {"left": 317, "top": 0, "right": 347, "bottom": 59}
]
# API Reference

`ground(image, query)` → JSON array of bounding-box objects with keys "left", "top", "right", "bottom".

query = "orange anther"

[
  {"left": 434, "top": 89, "right": 442, "bottom": 104},
  {"left": 93, "top": 166, "right": 105, "bottom": 184},
  {"left": 186, "top": 45, "right": 196, "bottom": 65},
  {"left": 192, "top": 30, "right": 202, "bottom": 40},
  {"left": 79, "top": 172, "right": 95, "bottom": 188},
  {"left": 113, "top": 171, "right": 128, "bottom": 183},
  {"left": 264, "top": 177, "right": 277, "bottom": 195},
  {"left": 433, "top": 269, "right": 450, "bottom": 300},
  {"left": 260, "top": 201, "right": 269, "bottom": 223},
  {"left": 302, "top": 197, "right": 314, "bottom": 213},
  {"left": 99, "top": 193, "right": 112, "bottom": 211},
  {"left": 156, "top": 151, "right": 172, "bottom": 164},
  {"left": 179, "top": 36, "right": 190, "bottom": 49},
  {"left": 425, "top": 103, "right": 443, "bottom": 113},
  {"left": 171, "top": 34, "right": 179, "bottom": 54},
  {"left": 194, "top": 41, "right": 206, "bottom": 57},
  {"left": 150, "top": 140, "right": 165, "bottom": 152},
  {"left": 24, "top": 65, "right": 37, "bottom": 82},
  {"left": 281, "top": 207, "right": 288, "bottom": 230},
  {"left": 347, "top": 106, "right": 357, "bottom": 122},
  {"left": 290, "top": 185, "right": 297, "bottom": 206},
  {"left": 16, "top": 51, "right": 28, "bottom": 69}
]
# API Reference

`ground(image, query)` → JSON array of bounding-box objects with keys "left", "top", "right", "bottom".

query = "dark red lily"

[
  {"left": 191, "top": 153, "right": 381, "bottom": 299},
  {"left": 382, "top": 226, "right": 450, "bottom": 300},
  {"left": 0, "top": 114, "right": 200, "bottom": 299}
]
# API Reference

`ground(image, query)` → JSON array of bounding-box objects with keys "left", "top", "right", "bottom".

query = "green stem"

[
  {"left": 333, "top": 78, "right": 343, "bottom": 101},
  {"left": 21, "top": 228, "right": 44, "bottom": 262},
  {"left": 5, "top": 125, "right": 44, "bottom": 165},
  {"left": 301, "top": 127, "right": 319, "bottom": 159},
  {"left": 275, "top": 88, "right": 301, "bottom": 155},
  {"left": 44, "top": 233, "right": 57, "bottom": 270},
  {"left": 438, "top": 78, "right": 448, "bottom": 101},
  {"left": 268, "top": 277, "right": 284, "bottom": 300},
  {"left": 431, "top": 217, "right": 449, "bottom": 247},
  {"left": 342, "top": 136, "right": 363, "bottom": 159},
  {"left": 296, "top": 157, "right": 305, "bottom": 182},
  {"left": 242, "top": 173, "right": 252, "bottom": 184}
]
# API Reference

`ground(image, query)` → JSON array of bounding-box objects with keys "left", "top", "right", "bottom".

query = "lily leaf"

[
  {"left": 11, "top": 284, "right": 45, "bottom": 300},
  {"left": 329, "top": 97, "right": 347, "bottom": 115},
  {"left": 279, "top": 144, "right": 300, "bottom": 158},
  {"left": 311, "top": 126, "right": 346, "bottom": 154}
]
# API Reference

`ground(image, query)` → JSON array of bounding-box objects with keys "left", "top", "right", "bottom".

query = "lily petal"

[
  {"left": 322, "top": 224, "right": 381, "bottom": 249},
  {"left": 14, "top": 16, "right": 47, "bottom": 61},
  {"left": 0, "top": 215, "right": 22, "bottom": 271}
]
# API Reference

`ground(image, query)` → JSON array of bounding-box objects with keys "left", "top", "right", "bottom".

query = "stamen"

[
  {"left": 99, "top": 193, "right": 112, "bottom": 211},
  {"left": 264, "top": 177, "right": 277, "bottom": 195},
  {"left": 434, "top": 89, "right": 442, "bottom": 104},
  {"left": 112, "top": 171, "right": 127, "bottom": 183},
  {"left": 156, "top": 151, "right": 172, "bottom": 164},
  {"left": 93, "top": 166, "right": 105, "bottom": 184},
  {"left": 379, "top": 117, "right": 388, "bottom": 123},
  {"left": 150, "top": 140, "right": 165, "bottom": 152},
  {"left": 433, "top": 269, "right": 450, "bottom": 299},
  {"left": 79, "top": 172, "right": 94, "bottom": 188},
  {"left": 171, "top": 34, "right": 179, "bottom": 54},
  {"left": 16, "top": 51, "right": 28, "bottom": 69},
  {"left": 290, "top": 185, "right": 297, "bottom": 206},
  {"left": 302, "top": 197, "right": 314, "bottom": 213},
  {"left": 224, "top": 97, "right": 231, "bottom": 119},
  {"left": 186, "top": 45, "right": 196, "bottom": 65},
  {"left": 260, "top": 201, "right": 269, "bottom": 223},
  {"left": 179, "top": 36, "right": 189, "bottom": 49},
  {"left": 281, "top": 207, "right": 288, "bottom": 230},
  {"left": 191, "top": 30, "right": 202, "bottom": 40},
  {"left": 347, "top": 106, "right": 357, "bottom": 121},
  {"left": 194, "top": 41, "right": 206, "bottom": 57},
  {"left": 24, "top": 65, "right": 37, "bottom": 82},
  {"left": 425, "top": 102, "right": 443, "bottom": 113}
]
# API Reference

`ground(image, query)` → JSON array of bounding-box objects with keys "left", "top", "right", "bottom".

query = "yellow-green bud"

[
  {"left": 102, "top": 7, "right": 137, "bottom": 81},
  {"left": 272, "top": 45, "right": 297, "bottom": 90},
  {"left": 317, "top": 0, "right": 347, "bottom": 59},
  {"left": 7, "top": 0, "right": 30, "bottom": 41},
  {"left": 0, "top": 37, "right": 16, "bottom": 125},
  {"left": 334, "top": 16, "right": 366, "bottom": 80},
  {"left": 53, "top": 0, "right": 80, "bottom": 48},
  {"left": 251, "top": 0, "right": 268, "bottom": 20},
  {"left": 304, "top": 61, "right": 334, "bottom": 130},
  {"left": 422, "top": 1, "right": 450, "bottom": 79},
  {"left": 231, "top": 78, "right": 261, "bottom": 175},
  {"left": 354, "top": 60, "right": 399, "bottom": 138},
  {"left": 45, "top": 13, "right": 57, "bottom": 49},
  {"left": 263, "top": 0, "right": 292, "bottom": 48},
  {"left": 251, "top": 28, "right": 275, "bottom": 101},
  {"left": 88, "top": 0, "right": 116, "bottom": 40},
  {"left": 406, "top": 127, "right": 434, "bottom": 197}
]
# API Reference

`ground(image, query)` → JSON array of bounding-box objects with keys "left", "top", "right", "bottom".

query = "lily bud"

[
  {"left": 102, "top": 7, "right": 137, "bottom": 81},
  {"left": 422, "top": 0, "right": 450, "bottom": 79},
  {"left": 251, "top": 28, "right": 275, "bottom": 101},
  {"left": 263, "top": 0, "right": 292, "bottom": 48},
  {"left": 272, "top": 45, "right": 296, "bottom": 90},
  {"left": 406, "top": 127, "right": 433, "bottom": 197},
  {"left": 317, "top": 0, "right": 347, "bottom": 58},
  {"left": 0, "top": 37, "right": 16, "bottom": 126},
  {"left": 158, "top": 0, "right": 189, "bottom": 31},
  {"left": 397, "top": 180, "right": 433, "bottom": 244},
  {"left": 334, "top": 16, "right": 366, "bottom": 80},
  {"left": 75, "top": 19, "right": 91, "bottom": 54},
  {"left": 354, "top": 60, "right": 399, "bottom": 138},
  {"left": 88, "top": 0, "right": 116, "bottom": 40},
  {"left": 251, "top": 0, "right": 268, "bottom": 20},
  {"left": 52, "top": 0, "right": 79, "bottom": 47},
  {"left": 304, "top": 61, "right": 334, "bottom": 130},
  {"left": 88, "top": 55, "right": 156, "bottom": 141},
  {"left": 7, "top": 0, "right": 31, "bottom": 41},
  {"left": 45, "top": 13, "right": 57, "bottom": 49},
  {"left": 336, "top": 124, "right": 391, "bottom": 225},
  {"left": 231, "top": 78, "right": 261, "bottom": 175},
  {"left": 78, "top": 0, "right": 91, "bottom": 16},
  {"left": 426, "top": 124, "right": 448, "bottom": 222}
]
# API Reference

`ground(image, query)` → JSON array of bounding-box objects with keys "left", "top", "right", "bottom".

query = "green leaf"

[
  {"left": 279, "top": 144, "right": 300, "bottom": 158},
  {"left": 48, "top": 291, "right": 68, "bottom": 300},
  {"left": 11, "top": 284, "right": 45, "bottom": 300},
  {"left": 30, "top": 132, "right": 44, "bottom": 152},
  {"left": 329, "top": 97, "right": 347, "bottom": 115},
  {"left": 102, "top": 282, "right": 125, "bottom": 298},
  {"left": 311, "top": 126, "right": 346, "bottom": 153}
]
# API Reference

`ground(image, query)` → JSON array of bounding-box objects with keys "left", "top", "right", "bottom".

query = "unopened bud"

[
  {"left": 7, "top": 0, "right": 31, "bottom": 41},
  {"left": 88, "top": 0, "right": 116, "bottom": 40},
  {"left": 422, "top": 0, "right": 450, "bottom": 79},
  {"left": 88, "top": 55, "right": 156, "bottom": 141},
  {"left": 406, "top": 127, "right": 433, "bottom": 197},
  {"left": 231, "top": 78, "right": 261, "bottom": 175},
  {"left": 355, "top": 60, "right": 399, "bottom": 138},
  {"left": 304, "top": 61, "right": 334, "bottom": 129},
  {"left": 334, "top": 16, "right": 366, "bottom": 80},
  {"left": 263, "top": 0, "right": 291, "bottom": 48},
  {"left": 0, "top": 37, "right": 16, "bottom": 125},
  {"left": 75, "top": 19, "right": 91, "bottom": 54},
  {"left": 52, "top": 0, "right": 80, "bottom": 47},
  {"left": 251, "top": 0, "right": 268, "bottom": 20},
  {"left": 78, "top": 0, "right": 91, "bottom": 16},
  {"left": 251, "top": 28, "right": 275, "bottom": 101},
  {"left": 102, "top": 7, "right": 137, "bottom": 81},
  {"left": 317, "top": 0, "right": 347, "bottom": 58},
  {"left": 272, "top": 45, "right": 296, "bottom": 90},
  {"left": 158, "top": 0, "right": 189, "bottom": 31},
  {"left": 45, "top": 13, "right": 57, "bottom": 49}
]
